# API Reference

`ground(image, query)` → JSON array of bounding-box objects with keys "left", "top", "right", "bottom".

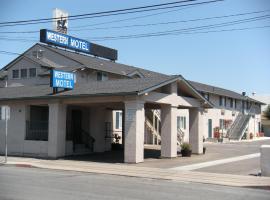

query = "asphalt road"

[{"left": 0, "top": 166, "right": 269, "bottom": 200}]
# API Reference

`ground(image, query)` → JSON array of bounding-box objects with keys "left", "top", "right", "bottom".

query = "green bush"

[{"left": 181, "top": 143, "right": 192, "bottom": 151}]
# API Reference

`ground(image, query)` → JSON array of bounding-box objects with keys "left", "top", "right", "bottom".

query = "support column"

[
  {"left": 105, "top": 109, "right": 113, "bottom": 151},
  {"left": 161, "top": 104, "right": 177, "bottom": 158},
  {"left": 124, "top": 101, "right": 145, "bottom": 163},
  {"left": 189, "top": 108, "right": 204, "bottom": 154},
  {"left": 48, "top": 103, "right": 67, "bottom": 158},
  {"left": 90, "top": 107, "right": 106, "bottom": 152}
]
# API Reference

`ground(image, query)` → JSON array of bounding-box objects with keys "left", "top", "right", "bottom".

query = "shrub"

[{"left": 181, "top": 143, "right": 192, "bottom": 151}]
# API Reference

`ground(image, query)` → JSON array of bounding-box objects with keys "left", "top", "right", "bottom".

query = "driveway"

[{"left": 136, "top": 138, "right": 270, "bottom": 176}]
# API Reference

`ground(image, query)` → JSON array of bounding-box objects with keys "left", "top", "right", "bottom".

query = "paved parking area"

[{"left": 137, "top": 139, "right": 270, "bottom": 175}]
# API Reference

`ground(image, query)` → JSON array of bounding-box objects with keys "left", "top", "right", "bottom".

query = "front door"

[
  {"left": 72, "top": 110, "right": 82, "bottom": 145},
  {"left": 208, "top": 119, "right": 212, "bottom": 138}
]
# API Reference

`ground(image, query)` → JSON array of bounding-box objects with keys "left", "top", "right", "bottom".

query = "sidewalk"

[{"left": 1, "top": 156, "right": 270, "bottom": 188}]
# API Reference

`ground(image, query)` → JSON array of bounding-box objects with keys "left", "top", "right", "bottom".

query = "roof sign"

[
  {"left": 50, "top": 70, "right": 75, "bottom": 89},
  {"left": 40, "top": 29, "right": 118, "bottom": 61},
  {"left": 40, "top": 29, "right": 90, "bottom": 54}
]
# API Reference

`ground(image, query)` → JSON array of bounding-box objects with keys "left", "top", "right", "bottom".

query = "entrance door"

[
  {"left": 72, "top": 110, "right": 82, "bottom": 145},
  {"left": 208, "top": 119, "right": 212, "bottom": 138}
]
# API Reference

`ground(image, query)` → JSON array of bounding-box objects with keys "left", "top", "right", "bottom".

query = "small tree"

[{"left": 264, "top": 105, "right": 270, "bottom": 119}]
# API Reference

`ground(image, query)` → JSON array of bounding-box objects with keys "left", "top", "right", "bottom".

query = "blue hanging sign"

[
  {"left": 50, "top": 70, "right": 75, "bottom": 89},
  {"left": 40, "top": 29, "right": 90, "bottom": 54}
]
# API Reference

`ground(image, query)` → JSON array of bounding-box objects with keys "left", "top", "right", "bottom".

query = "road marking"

[{"left": 171, "top": 153, "right": 260, "bottom": 171}]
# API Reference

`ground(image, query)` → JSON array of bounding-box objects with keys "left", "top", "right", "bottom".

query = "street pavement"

[{"left": 0, "top": 166, "right": 270, "bottom": 200}]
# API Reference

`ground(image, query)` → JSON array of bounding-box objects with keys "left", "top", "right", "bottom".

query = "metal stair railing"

[
  {"left": 229, "top": 104, "right": 254, "bottom": 140},
  {"left": 228, "top": 113, "right": 243, "bottom": 138},
  {"left": 81, "top": 129, "right": 95, "bottom": 152},
  {"left": 177, "top": 128, "right": 185, "bottom": 146},
  {"left": 145, "top": 117, "right": 161, "bottom": 141}
]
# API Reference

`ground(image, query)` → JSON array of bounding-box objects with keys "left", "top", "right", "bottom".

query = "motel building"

[{"left": 0, "top": 30, "right": 264, "bottom": 163}]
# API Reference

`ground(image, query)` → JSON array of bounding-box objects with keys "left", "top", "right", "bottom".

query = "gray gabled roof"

[
  {"left": 0, "top": 43, "right": 264, "bottom": 105},
  {"left": 0, "top": 76, "right": 175, "bottom": 101},
  {"left": 39, "top": 43, "right": 168, "bottom": 79},
  {"left": 189, "top": 80, "right": 265, "bottom": 105}
]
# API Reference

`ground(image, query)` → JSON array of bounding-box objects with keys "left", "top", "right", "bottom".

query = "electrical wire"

[{"left": 0, "top": 0, "right": 224, "bottom": 27}]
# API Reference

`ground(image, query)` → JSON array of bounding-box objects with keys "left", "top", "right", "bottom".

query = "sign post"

[{"left": 1, "top": 106, "right": 10, "bottom": 163}]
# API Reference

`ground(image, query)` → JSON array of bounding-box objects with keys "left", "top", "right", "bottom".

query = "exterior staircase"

[
  {"left": 228, "top": 105, "right": 254, "bottom": 141},
  {"left": 145, "top": 109, "right": 161, "bottom": 145}
]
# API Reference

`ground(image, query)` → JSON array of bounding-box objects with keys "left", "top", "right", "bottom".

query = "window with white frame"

[
  {"left": 97, "top": 71, "right": 108, "bottom": 81},
  {"left": 115, "top": 111, "right": 122, "bottom": 129},
  {"left": 177, "top": 116, "right": 186, "bottom": 130}
]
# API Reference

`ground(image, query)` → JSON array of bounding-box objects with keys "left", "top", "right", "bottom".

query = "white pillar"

[
  {"left": 124, "top": 101, "right": 145, "bottom": 163},
  {"left": 48, "top": 103, "right": 67, "bottom": 158},
  {"left": 189, "top": 108, "right": 203, "bottom": 154},
  {"left": 161, "top": 105, "right": 177, "bottom": 158}
]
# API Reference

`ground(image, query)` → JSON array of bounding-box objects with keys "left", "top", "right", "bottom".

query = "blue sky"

[{"left": 0, "top": 0, "right": 269, "bottom": 95}]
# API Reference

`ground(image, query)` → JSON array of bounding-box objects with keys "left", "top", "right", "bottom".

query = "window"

[
  {"left": 202, "top": 92, "right": 209, "bottom": 100},
  {"left": 234, "top": 99, "right": 237, "bottom": 109},
  {"left": 29, "top": 68, "right": 36, "bottom": 77},
  {"left": 219, "top": 96, "right": 225, "bottom": 107},
  {"left": 115, "top": 111, "right": 122, "bottom": 129},
  {"left": 21, "top": 69, "right": 27, "bottom": 79},
  {"left": 26, "top": 106, "right": 49, "bottom": 141},
  {"left": 229, "top": 98, "right": 233, "bottom": 108},
  {"left": 97, "top": 71, "right": 108, "bottom": 81},
  {"left": 12, "top": 69, "right": 19, "bottom": 79},
  {"left": 0, "top": 107, "right": 2, "bottom": 120},
  {"left": 177, "top": 116, "right": 186, "bottom": 130},
  {"left": 219, "top": 119, "right": 225, "bottom": 129}
]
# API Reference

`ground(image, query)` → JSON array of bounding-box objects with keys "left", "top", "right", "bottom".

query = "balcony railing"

[{"left": 25, "top": 120, "right": 48, "bottom": 141}]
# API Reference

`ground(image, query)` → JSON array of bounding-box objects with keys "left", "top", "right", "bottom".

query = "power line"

[
  {"left": 90, "top": 25, "right": 270, "bottom": 41},
  {"left": 0, "top": 11, "right": 269, "bottom": 42},
  {"left": 2, "top": 14, "right": 268, "bottom": 40},
  {"left": 1, "top": 8, "right": 269, "bottom": 35},
  {"left": 0, "top": 0, "right": 224, "bottom": 27},
  {"left": 0, "top": 50, "right": 20, "bottom": 55},
  {"left": 70, "top": 9, "right": 270, "bottom": 32},
  {"left": 0, "top": 25, "right": 269, "bottom": 54},
  {"left": 0, "top": 5, "right": 199, "bottom": 34},
  {"left": 0, "top": 0, "right": 200, "bottom": 25},
  {"left": 82, "top": 14, "right": 270, "bottom": 40}
]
